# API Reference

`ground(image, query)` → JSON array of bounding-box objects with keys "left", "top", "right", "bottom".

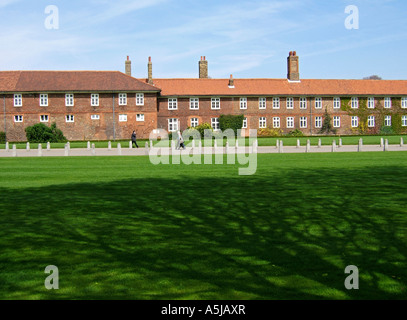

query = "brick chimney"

[
  {"left": 125, "top": 56, "right": 131, "bottom": 77},
  {"left": 148, "top": 56, "right": 153, "bottom": 85},
  {"left": 228, "top": 74, "right": 234, "bottom": 88},
  {"left": 287, "top": 51, "right": 300, "bottom": 81},
  {"left": 199, "top": 56, "right": 208, "bottom": 79}
]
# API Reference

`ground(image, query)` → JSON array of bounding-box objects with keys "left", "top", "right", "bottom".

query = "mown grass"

[
  {"left": 1, "top": 134, "right": 406, "bottom": 149},
  {"left": 0, "top": 152, "right": 406, "bottom": 300}
]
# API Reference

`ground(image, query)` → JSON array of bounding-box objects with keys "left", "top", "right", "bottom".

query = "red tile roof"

[
  {"left": 2, "top": 71, "right": 406, "bottom": 96},
  {"left": 0, "top": 71, "right": 160, "bottom": 92},
  {"left": 150, "top": 78, "right": 407, "bottom": 97},
  {"left": 0, "top": 71, "right": 21, "bottom": 92}
]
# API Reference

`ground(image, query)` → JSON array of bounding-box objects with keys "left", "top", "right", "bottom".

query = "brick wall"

[
  {"left": 2, "top": 92, "right": 158, "bottom": 141},
  {"left": 156, "top": 96, "right": 369, "bottom": 135},
  {"left": 3, "top": 92, "right": 406, "bottom": 141}
]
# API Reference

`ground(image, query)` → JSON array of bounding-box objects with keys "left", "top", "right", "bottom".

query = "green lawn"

[
  {"left": 0, "top": 153, "right": 407, "bottom": 299},
  {"left": 1, "top": 134, "right": 406, "bottom": 149}
]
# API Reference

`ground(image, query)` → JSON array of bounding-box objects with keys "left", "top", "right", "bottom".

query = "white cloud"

[{"left": 211, "top": 53, "right": 276, "bottom": 78}]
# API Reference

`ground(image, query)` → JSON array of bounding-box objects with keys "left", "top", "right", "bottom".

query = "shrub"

[
  {"left": 25, "top": 123, "right": 67, "bottom": 143},
  {"left": 183, "top": 127, "right": 201, "bottom": 140},
  {"left": 257, "top": 127, "right": 283, "bottom": 137},
  {"left": 286, "top": 129, "right": 304, "bottom": 137},
  {"left": 194, "top": 123, "right": 213, "bottom": 138},
  {"left": 380, "top": 126, "right": 395, "bottom": 135},
  {"left": 0, "top": 132, "right": 5, "bottom": 144}
]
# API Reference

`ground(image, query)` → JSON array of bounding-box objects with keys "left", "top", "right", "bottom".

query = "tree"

[
  {"left": 319, "top": 108, "right": 336, "bottom": 134},
  {"left": 363, "top": 75, "right": 382, "bottom": 80}
]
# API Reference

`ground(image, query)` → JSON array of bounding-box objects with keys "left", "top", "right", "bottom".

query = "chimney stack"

[
  {"left": 228, "top": 74, "right": 234, "bottom": 88},
  {"left": 287, "top": 51, "right": 299, "bottom": 81},
  {"left": 125, "top": 56, "right": 132, "bottom": 77},
  {"left": 148, "top": 56, "right": 153, "bottom": 85},
  {"left": 199, "top": 56, "right": 208, "bottom": 79}
]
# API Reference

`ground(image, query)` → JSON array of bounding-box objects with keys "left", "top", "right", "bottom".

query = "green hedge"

[
  {"left": 219, "top": 114, "right": 244, "bottom": 136},
  {"left": 0, "top": 132, "right": 5, "bottom": 144}
]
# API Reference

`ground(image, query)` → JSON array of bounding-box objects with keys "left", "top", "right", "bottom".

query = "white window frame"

[
  {"left": 384, "top": 97, "right": 392, "bottom": 109},
  {"left": 211, "top": 117, "right": 220, "bottom": 131},
  {"left": 300, "top": 116, "right": 307, "bottom": 128},
  {"left": 368, "top": 97, "right": 375, "bottom": 109},
  {"left": 168, "top": 98, "right": 178, "bottom": 110},
  {"left": 300, "top": 97, "right": 307, "bottom": 109},
  {"left": 14, "top": 94, "right": 22, "bottom": 107},
  {"left": 286, "top": 117, "right": 294, "bottom": 129},
  {"left": 402, "top": 115, "right": 407, "bottom": 127},
  {"left": 136, "top": 93, "right": 144, "bottom": 106},
  {"left": 189, "top": 98, "right": 199, "bottom": 110},
  {"left": 91, "top": 94, "right": 99, "bottom": 107},
  {"left": 259, "top": 117, "right": 267, "bottom": 129},
  {"left": 119, "top": 93, "right": 127, "bottom": 106},
  {"left": 351, "top": 116, "right": 358, "bottom": 128},
  {"left": 14, "top": 115, "right": 23, "bottom": 123},
  {"left": 240, "top": 97, "right": 247, "bottom": 110},
  {"left": 65, "top": 115, "right": 74, "bottom": 123},
  {"left": 259, "top": 97, "right": 266, "bottom": 109},
  {"left": 272, "top": 97, "right": 280, "bottom": 109},
  {"left": 351, "top": 97, "right": 359, "bottom": 109},
  {"left": 333, "top": 116, "right": 340, "bottom": 128},
  {"left": 211, "top": 97, "right": 220, "bottom": 110},
  {"left": 65, "top": 93, "right": 74, "bottom": 107},
  {"left": 242, "top": 117, "right": 247, "bottom": 129},
  {"left": 286, "top": 97, "right": 294, "bottom": 109},
  {"left": 384, "top": 115, "right": 391, "bottom": 127},
  {"left": 91, "top": 114, "right": 100, "bottom": 120},
  {"left": 168, "top": 118, "right": 178, "bottom": 132},
  {"left": 368, "top": 116, "right": 375, "bottom": 128},
  {"left": 315, "top": 116, "right": 322, "bottom": 128},
  {"left": 40, "top": 94, "right": 48, "bottom": 107},
  {"left": 119, "top": 114, "right": 127, "bottom": 122},
  {"left": 40, "top": 115, "right": 49, "bottom": 123},
  {"left": 190, "top": 117, "right": 199, "bottom": 128},
  {"left": 315, "top": 97, "right": 322, "bottom": 109},
  {"left": 273, "top": 117, "right": 280, "bottom": 128},
  {"left": 401, "top": 97, "right": 407, "bottom": 109},
  {"left": 333, "top": 97, "right": 341, "bottom": 109},
  {"left": 136, "top": 114, "right": 145, "bottom": 122}
]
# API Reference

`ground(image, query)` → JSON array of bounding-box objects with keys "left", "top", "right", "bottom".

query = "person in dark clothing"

[
  {"left": 131, "top": 130, "right": 139, "bottom": 148},
  {"left": 178, "top": 130, "right": 185, "bottom": 150}
]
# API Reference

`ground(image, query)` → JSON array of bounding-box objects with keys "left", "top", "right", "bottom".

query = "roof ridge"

[{"left": 120, "top": 72, "right": 160, "bottom": 89}]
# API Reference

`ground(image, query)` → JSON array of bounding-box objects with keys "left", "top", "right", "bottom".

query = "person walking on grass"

[
  {"left": 131, "top": 130, "right": 139, "bottom": 148},
  {"left": 177, "top": 130, "right": 185, "bottom": 150}
]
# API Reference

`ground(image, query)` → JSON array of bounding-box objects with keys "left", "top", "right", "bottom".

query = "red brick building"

[
  {"left": 150, "top": 53, "right": 407, "bottom": 136},
  {"left": 1, "top": 52, "right": 407, "bottom": 141},
  {"left": 0, "top": 68, "right": 160, "bottom": 141}
]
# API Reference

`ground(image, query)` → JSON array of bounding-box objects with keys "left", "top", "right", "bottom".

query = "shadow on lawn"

[{"left": 0, "top": 165, "right": 407, "bottom": 300}]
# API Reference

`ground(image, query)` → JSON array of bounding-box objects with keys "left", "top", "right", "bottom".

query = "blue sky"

[{"left": 0, "top": 0, "right": 406, "bottom": 80}]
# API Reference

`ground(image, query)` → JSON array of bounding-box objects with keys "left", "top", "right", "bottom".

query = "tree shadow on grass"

[{"left": 0, "top": 165, "right": 406, "bottom": 300}]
